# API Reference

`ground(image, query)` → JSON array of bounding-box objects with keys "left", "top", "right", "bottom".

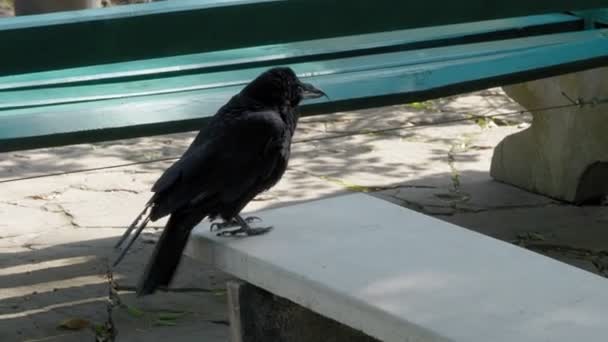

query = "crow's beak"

[{"left": 299, "top": 82, "right": 327, "bottom": 100}]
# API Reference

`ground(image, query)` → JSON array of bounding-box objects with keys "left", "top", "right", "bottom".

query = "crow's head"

[{"left": 242, "top": 67, "right": 326, "bottom": 108}]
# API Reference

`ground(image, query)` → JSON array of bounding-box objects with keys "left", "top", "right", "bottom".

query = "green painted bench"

[{"left": 1, "top": 0, "right": 608, "bottom": 153}]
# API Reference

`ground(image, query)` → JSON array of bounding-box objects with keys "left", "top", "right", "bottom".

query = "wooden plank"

[
  {"left": 0, "top": 13, "right": 581, "bottom": 91},
  {"left": 0, "top": 0, "right": 604, "bottom": 75},
  {"left": 185, "top": 194, "right": 608, "bottom": 342},
  {"left": 1, "top": 29, "right": 608, "bottom": 152}
]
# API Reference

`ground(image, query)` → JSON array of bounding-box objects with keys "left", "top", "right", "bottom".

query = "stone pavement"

[{"left": 1, "top": 88, "right": 607, "bottom": 341}]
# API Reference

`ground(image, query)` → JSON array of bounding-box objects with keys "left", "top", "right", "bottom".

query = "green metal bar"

[
  {"left": 572, "top": 9, "right": 608, "bottom": 27},
  {"left": 2, "top": 29, "right": 608, "bottom": 152},
  {"left": 0, "top": 25, "right": 593, "bottom": 111},
  {"left": 0, "top": 14, "right": 582, "bottom": 91},
  {"left": 0, "top": 0, "right": 605, "bottom": 75}
]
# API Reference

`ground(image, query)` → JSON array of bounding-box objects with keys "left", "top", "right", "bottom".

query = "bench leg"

[
  {"left": 491, "top": 67, "right": 608, "bottom": 203},
  {"left": 226, "top": 281, "right": 379, "bottom": 342}
]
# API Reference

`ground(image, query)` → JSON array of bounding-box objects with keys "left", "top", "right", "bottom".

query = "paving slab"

[
  {"left": 290, "top": 134, "right": 454, "bottom": 189},
  {"left": 57, "top": 188, "right": 162, "bottom": 229},
  {"left": 0, "top": 241, "right": 110, "bottom": 341},
  {"left": 0, "top": 202, "right": 71, "bottom": 237},
  {"left": 113, "top": 317, "right": 228, "bottom": 342},
  {"left": 294, "top": 102, "right": 474, "bottom": 143}
]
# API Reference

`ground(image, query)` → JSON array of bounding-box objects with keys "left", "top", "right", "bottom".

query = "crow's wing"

[{"left": 149, "top": 110, "right": 288, "bottom": 220}]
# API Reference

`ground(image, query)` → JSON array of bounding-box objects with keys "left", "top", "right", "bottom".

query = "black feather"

[{"left": 136, "top": 208, "right": 206, "bottom": 296}]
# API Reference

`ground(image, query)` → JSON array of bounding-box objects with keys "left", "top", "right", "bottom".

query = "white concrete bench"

[{"left": 186, "top": 194, "right": 608, "bottom": 342}]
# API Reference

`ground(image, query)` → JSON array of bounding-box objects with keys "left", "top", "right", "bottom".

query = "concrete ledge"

[
  {"left": 186, "top": 194, "right": 608, "bottom": 342},
  {"left": 227, "top": 280, "right": 379, "bottom": 342}
]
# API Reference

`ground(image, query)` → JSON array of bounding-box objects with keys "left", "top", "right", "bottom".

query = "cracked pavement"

[{"left": 1, "top": 88, "right": 608, "bottom": 341}]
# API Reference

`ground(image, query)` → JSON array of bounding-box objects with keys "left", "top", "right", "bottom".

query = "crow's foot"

[
  {"left": 210, "top": 216, "right": 260, "bottom": 232},
  {"left": 216, "top": 226, "right": 273, "bottom": 237},
  {"left": 215, "top": 215, "right": 272, "bottom": 237}
]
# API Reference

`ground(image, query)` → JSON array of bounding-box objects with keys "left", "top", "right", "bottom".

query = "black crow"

[{"left": 113, "top": 67, "right": 325, "bottom": 296}]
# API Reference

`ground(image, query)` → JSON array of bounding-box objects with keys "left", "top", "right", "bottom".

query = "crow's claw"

[
  {"left": 213, "top": 215, "right": 272, "bottom": 237},
  {"left": 210, "top": 216, "right": 261, "bottom": 231},
  {"left": 216, "top": 226, "right": 273, "bottom": 237},
  {"left": 209, "top": 221, "right": 229, "bottom": 232},
  {"left": 244, "top": 216, "right": 261, "bottom": 223}
]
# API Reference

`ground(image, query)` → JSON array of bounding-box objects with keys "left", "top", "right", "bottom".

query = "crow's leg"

[
  {"left": 210, "top": 216, "right": 261, "bottom": 231},
  {"left": 216, "top": 215, "right": 272, "bottom": 237}
]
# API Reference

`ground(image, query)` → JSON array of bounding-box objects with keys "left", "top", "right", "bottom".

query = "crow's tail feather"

[
  {"left": 136, "top": 209, "right": 206, "bottom": 296},
  {"left": 113, "top": 213, "right": 151, "bottom": 267},
  {"left": 115, "top": 202, "right": 153, "bottom": 249}
]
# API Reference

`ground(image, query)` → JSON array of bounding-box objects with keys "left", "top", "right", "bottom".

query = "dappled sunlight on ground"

[{"left": 0, "top": 88, "right": 605, "bottom": 340}]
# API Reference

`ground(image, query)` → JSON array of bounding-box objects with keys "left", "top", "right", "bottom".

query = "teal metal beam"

[
  {"left": 2, "top": 29, "right": 608, "bottom": 152},
  {"left": 0, "top": 0, "right": 604, "bottom": 75},
  {"left": 0, "top": 14, "right": 581, "bottom": 92},
  {"left": 572, "top": 9, "right": 608, "bottom": 27},
  {"left": 0, "top": 22, "right": 593, "bottom": 111}
]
